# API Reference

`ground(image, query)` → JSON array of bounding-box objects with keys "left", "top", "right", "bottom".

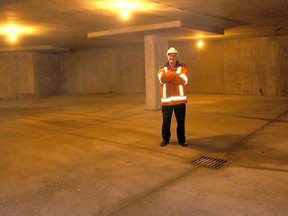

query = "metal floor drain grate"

[{"left": 192, "top": 156, "right": 227, "bottom": 169}]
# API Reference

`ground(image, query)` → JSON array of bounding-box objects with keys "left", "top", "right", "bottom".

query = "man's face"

[{"left": 167, "top": 53, "right": 177, "bottom": 66}]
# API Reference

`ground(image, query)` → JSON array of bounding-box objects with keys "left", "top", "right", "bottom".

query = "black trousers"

[{"left": 161, "top": 103, "right": 186, "bottom": 143}]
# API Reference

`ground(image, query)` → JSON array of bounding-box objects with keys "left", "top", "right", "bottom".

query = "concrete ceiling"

[{"left": 0, "top": 0, "right": 287, "bottom": 51}]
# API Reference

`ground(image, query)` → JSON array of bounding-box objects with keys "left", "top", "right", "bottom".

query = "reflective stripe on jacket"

[{"left": 158, "top": 61, "right": 188, "bottom": 106}]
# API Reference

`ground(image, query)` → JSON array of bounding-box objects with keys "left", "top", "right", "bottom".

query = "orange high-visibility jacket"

[{"left": 158, "top": 61, "right": 189, "bottom": 106}]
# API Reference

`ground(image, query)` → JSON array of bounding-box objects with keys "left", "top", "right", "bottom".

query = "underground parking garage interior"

[{"left": 0, "top": 0, "right": 288, "bottom": 215}]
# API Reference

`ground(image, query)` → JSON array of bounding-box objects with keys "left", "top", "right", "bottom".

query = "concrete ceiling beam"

[{"left": 87, "top": 20, "right": 224, "bottom": 39}]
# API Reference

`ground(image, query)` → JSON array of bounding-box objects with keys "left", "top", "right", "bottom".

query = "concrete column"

[{"left": 144, "top": 35, "right": 168, "bottom": 110}]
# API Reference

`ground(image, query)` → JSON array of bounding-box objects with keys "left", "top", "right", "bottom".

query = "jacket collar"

[{"left": 164, "top": 60, "right": 181, "bottom": 68}]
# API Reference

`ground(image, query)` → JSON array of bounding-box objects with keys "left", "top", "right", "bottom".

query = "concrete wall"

[
  {"left": 33, "top": 53, "right": 62, "bottom": 98},
  {"left": 0, "top": 52, "right": 62, "bottom": 100},
  {"left": 0, "top": 52, "right": 35, "bottom": 99},
  {"left": 223, "top": 37, "right": 285, "bottom": 96},
  {"left": 61, "top": 45, "right": 145, "bottom": 94},
  {"left": 173, "top": 36, "right": 288, "bottom": 96},
  {"left": 0, "top": 36, "right": 287, "bottom": 99},
  {"left": 278, "top": 39, "right": 288, "bottom": 96}
]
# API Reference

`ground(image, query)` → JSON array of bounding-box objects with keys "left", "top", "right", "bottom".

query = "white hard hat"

[{"left": 166, "top": 47, "right": 178, "bottom": 56}]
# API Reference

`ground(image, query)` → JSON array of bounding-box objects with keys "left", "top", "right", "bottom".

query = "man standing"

[{"left": 157, "top": 47, "right": 189, "bottom": 147}]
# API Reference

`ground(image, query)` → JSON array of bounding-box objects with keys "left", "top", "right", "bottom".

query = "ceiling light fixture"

[
  {"left": 114, "top": 2, "right": 137, "bottom": 21},
  {"left": 93, "top": 1, "right": 149, "bottom": 21},
  {"left": 8, "top": 34, "right": 17, "bottom": 43},
  {"left": 120, "top": 3, "right": 130, "bottom": 20},
  {"left": 1, "top": 25, "right": 20, "bottom": 43},
  {"left": 197, "top": 40, "right": 204, "bottom": 48},
  {"left": 0, "top": 24, "right": 40, "bottom": 44}
]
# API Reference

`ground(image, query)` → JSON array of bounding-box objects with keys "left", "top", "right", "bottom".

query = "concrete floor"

[{"left": 0, "top": 93, "right": 287, "bottom": 216}]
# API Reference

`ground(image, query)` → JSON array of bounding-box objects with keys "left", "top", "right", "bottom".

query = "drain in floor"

[{"left": 192, "top": 156, "right": 227, "bottom": 169}]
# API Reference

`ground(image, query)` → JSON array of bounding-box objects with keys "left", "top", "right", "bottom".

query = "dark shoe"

[
  {"left": 160, "top": 140, "right": 169, "bottom": 147},
  {"left": 179, "top": 141, "right": 188, "bottom": 147}
]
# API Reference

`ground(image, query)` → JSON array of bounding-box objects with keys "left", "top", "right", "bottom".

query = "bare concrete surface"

[{"left": 0, "top": 93, "right": 287, "bottom": 216}]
